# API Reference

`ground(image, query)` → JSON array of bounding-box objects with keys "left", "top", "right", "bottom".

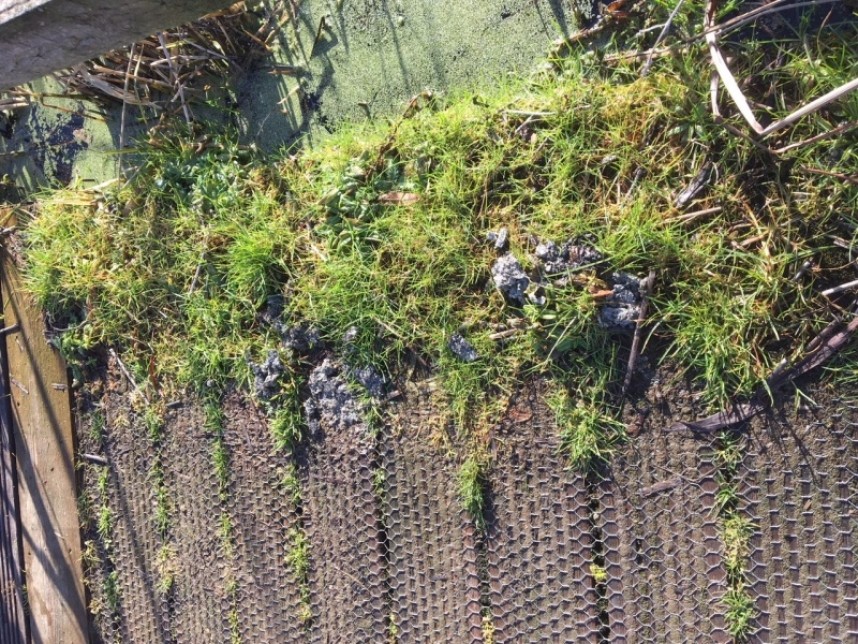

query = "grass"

[
  {"left": 550, "top": 384, "right": 626, "bottom": 472},
  {"left": 457, "top": 455, "right": 488, "bottom": 529},
  {"left": 279, "top": 462, "right": 302, "bottom": 506},
  {"left": 204, "top": 398, "right": 241, "bottom": 641},
  {"left": 286, "top": 527, "right": 313, "bottom": 625},
  {"left": 141, "top": 404, "right": 176, "bottom": 597},
  {"left": 155, "top": 544, "right": 177, "bottom": 595},
  {"left": 89, "top": 409, "right": 105, "bottom": 442},
  {"left": 90, "top": 460, "right": 122, "bottom": 621},
  {"left": 205, "top": 399, "right": 230, "bottom": 500},
  {"left": 20, "top": 17, "right": 858, "bottom": 454},
  {"left": 220, "top": 513, "right": 241, "bottom": 644},
  {"left": 269, "top": 402, "right": 304, "bottom": 452},
  {"left": 715, "top": 430, "right": 758, "bottom": 641}
]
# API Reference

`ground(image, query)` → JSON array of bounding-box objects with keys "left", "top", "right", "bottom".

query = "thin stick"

[
  {"left": 503, "top": 110, "right": 556, "bottom": 117},
  {"left": 668, "top": 206, "right": 722, "bottom": 224},
  {"left": 792, "top": 260, "right": 813, "bottom": 282},
  {"left": 801, "top": 166, "right": 858, "bottom": 185},
  {"left": 109, "top": 348, "right": 150, "bottom": 405},
  {"left": 760, "top": 77, "right": 858, "bottom": 138},
  {"left": 119, "top": 43, "right": 135, "bottom": 171},
  {"left": 702, "top": 0, "right": 839, "bottom": 41},
  {"left": 607, "top": 1, "right": 840, "bottom": 69},
  {"left": 773, "top": 120, "right": 858, "bottom": 154},
  {"left": 641, "top": 0, "right": 686, "bottom": 76},
  {"left": 80, "top": 453, "right": 109, "bottom": 467},
  {"left": 706, "top": 0, "right": 763, "bottom": 133},
  {"left": 622, "top": 270, "right": 656, "bottom": 397},
  {"left": 822, "top": 279, "right": 858, "bottom": 298}
]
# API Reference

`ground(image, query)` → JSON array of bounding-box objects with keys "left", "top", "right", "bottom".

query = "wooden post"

[
  {"left": 0, "top": 0, "right": 235, "bottom": 90},
  {"left": 0, "top": 233, "right": 87, "bottom": 644}
]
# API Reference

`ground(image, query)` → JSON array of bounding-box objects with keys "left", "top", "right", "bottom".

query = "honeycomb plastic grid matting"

[{"left": 80, "top": 374, "right": 858, "bottom": 643}]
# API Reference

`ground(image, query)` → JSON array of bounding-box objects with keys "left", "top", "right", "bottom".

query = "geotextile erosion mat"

[{"left": 76, "top": 362, "right": 858, "bottom": 643}]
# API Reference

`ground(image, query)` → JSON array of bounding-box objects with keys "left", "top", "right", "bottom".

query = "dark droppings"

[
  {"left": 491, "top": 253, "right": 530, "bottom": 305},
  {"left": 534, "top": 239, "right": 603, "bottom": 275},
  {"left": 449, "top": 332, "right": 479, "bottom": 363},
  {"left": 304, "top": 359, "right": 370, "bottom": 445},
  {"left": 249, "top": 349, "right": 285, "bottom": 400}
]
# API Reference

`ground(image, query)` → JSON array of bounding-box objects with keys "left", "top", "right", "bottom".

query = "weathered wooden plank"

[
  {"left": 1, "top": 238, "right": 87, "bottom": 644},
  {"left": 0, "top": 0, "right": 235, "bottom": 90},
  {"left": 0, "top": 294, "right": 26, "bottom": 642}
]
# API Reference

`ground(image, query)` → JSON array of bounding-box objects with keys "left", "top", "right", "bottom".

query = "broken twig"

[
  {"left": 641, "top": 0, "right": 686, "bottom": 77},
  {"left": 622, "top": 270, "right": 656, "bottom": 397},
  {"left": 822, "top": 279, "right": 858, "bottom": 298}
]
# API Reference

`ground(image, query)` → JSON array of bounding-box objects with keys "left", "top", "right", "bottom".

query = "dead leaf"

[
  {"left": 507, "top": 407, "right": 533, "bottom": 423},
  {"left": 378, "top": 191, "right": 420, "bottom": 206}
]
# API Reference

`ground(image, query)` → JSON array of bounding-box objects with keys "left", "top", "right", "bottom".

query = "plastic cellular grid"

[
  {"left": 158, "top": 402, "right": 230, "bottom": 644},
  {"left": 80, "top": 373, "right": 858, "bottom": 643},
  {"left": 599, "top": 426, "right": 730, "bottom": 644},
  {"left": 381, "top": 383, "right": 483, "bottom": 643},
  {"left": 298, "top": 399, "right": 389, "bottom": 642},
  {"left": 97, "top": 379, "right": 172, "bottom": 643},
  {"left": 221, "top": 394, "right": 307, "bottom": 644},
  {"left": 738, "top": 397, "right": 858, "bottom": 643},
  {"left": 485, "top": 385, "right": 600, "bottom": 642}
]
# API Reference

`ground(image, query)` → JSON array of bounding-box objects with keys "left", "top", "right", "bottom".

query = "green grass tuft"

[
  {"left": 285, "top": 527, "right": 313, "bottom": 625},
  {"left": 551, "top": 386, "right": 625, "bottom": 472},
  {"left": 715, "top": 431, "right": 758, "bottom": 640},
  {"left": 457, "top": 455, "right": 488, "bottom": 529}
]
